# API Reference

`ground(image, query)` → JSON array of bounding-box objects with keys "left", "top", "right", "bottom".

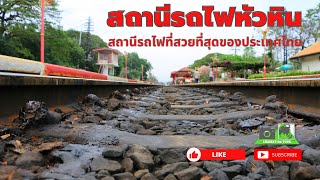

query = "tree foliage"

[
  {"left": 0, "top": 1, "right": 111, "bottom": 72},
  {"left": 0, "top": 0, "right": 59, "bottom": 35},
  {"left": 115, "top": 52, "right": 153, "bottom": 80},
  {"left": 190, "top": 52, "right": 264, "bottom": 71},
  {"left": 147, "top": 72, "right": 158, "bottom": 83},
  {"left": 260, "top": 3, "right": 320, "bottom": 65},
  {"left": 242, "top": 47, "right": 256, "bottom": 60}
]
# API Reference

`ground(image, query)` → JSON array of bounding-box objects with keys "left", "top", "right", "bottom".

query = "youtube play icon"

[{"left": 257, "top": 151, "right": 269, "bottom": 159}]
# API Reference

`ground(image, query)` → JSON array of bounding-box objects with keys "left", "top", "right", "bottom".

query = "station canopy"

[
  {"left": 170, "top": 67, "right": 193, "bottom": 78},
  {"left": 209, "top": 61, "right": 268, "bottom": 71},
  {"left": 175, "top": 67, "right": 193, "bottom": 77}
]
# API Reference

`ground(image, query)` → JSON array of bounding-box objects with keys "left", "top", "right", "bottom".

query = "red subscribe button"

[
  {"left": 254, "top": 149, "right": 302, "bottom": 161},
  {"left": 187, "top": 148, "right": 246, "bottom": 162}
]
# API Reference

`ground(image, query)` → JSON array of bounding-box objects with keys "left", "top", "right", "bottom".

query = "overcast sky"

[{"left": 58, "top": 0, "right": 318, "bottom": 82}]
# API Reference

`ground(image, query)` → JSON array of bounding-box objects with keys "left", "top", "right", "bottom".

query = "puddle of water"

[{"left": 42, "top": 144, "right": 104, "bottom": 178}]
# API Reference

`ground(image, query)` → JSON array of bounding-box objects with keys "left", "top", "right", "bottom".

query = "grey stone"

[
  {"left": 142, "top": 120, "right": 159, "bottom": 129},
  {"left": 102, "top": 135, "right": 119, "bottom": 145},
  {"left": 303, "top": 148, "right": 320, "bottom": 165},
  {"left": 227, "top": 160, "right": 246, "bottom": 167},
  {"left": 41, "top": 172, "right": 74, "bottom": 180},
  {"left": 108, "top": 99, "right": 121, "bottom": 111},
  {"left": 189, "top": 161, "right": 203, "bottom": 168},
  {"left": 203, "top": 161, "right": 224, "bottom": 172},
  {"left": 295, "top": 144, "right": 312, "bottom": 152},
  {"left": 137, "top": 129, "right": 157, "bottom": 135},
  {"left": 147, "top": 146, "right": 160, "bottom": 155},
  {"left": 80, "top": 172, "right": 97, "bottom": 180},
  {"left": 268, "top": 113, "right": 283, "bottom": 120},
  {"left": 208, "top": 169, "right": 229, "bottom": 180},
  {"left": 244, "top": 156, "right": 271, "bottom": 177},
  {"left": 213, "top": 128, "right": 231, "bottom": 136},
  {"left": 95, "top": 109, "right": 113, "bottom": 120},
  {"left": 141, "top": 173, "right": 158, "bottom": 180},
  {"left": 137, "top": 101, "right": 151, "bottom": 107},
  {"left": 83, "top": 94, "right": 104, "bottom": 107},
  {"left": 120, "top": 122, "right": 144, "bottom": 133},
  {"left": 0, "top": 141, "right": 4, "bottom": 160},
  {"left": 220, "top": 165, "right": 242, "bottom": 178},
  {"left": 0, "top": 166, "right": 23, "bottom": 179},
  {"left": 264, "top": 102, "right": 288, "bottom": 114},
  {"left": 101, "top": 176, "right": 115, "bottom": 180},
  {"left": 164, "top": 174, "right": 177, "bottom": 180},
  {"left": 122, "top": 158, "right": 134, "bottom": 172},
  {"left": 272, "top": 166, "right": 289, "bottom": 179},
  {"left": 106, "top": 120, "right": 120, "bottom": 128},
  {"left": 81, "top": 116, "right": 102, "bottom": 123},
  {"left": 16, "top": 168, "right": 37, "bottom": 179},
  {"left": 113, "top": 172, "right": 136, "bottom": 180},
  {"left": 174, "top": 166, "right": 200, "bottom": 180},
  {"left": 154, "top": 162, "right": 189, "bottom": 178},
  {"left": 111, "top": 90, "right": 125, "bottom": 100},
  {"left": 126, "top": 144, "right": 154, "bottom": 170},
  {"left": 230, "top": 92, "right": 247, "bottom": 104},
  {"left": 248, "top": 171, "right": 263, "bottom": 179},
  {"left": 265, "top": 95, "right": 278, "bottom": 103},
  {"left": 290, "top": 161, "right": 320, "bottom": 180},
  {"left": 218, "top": 90, "right": 230, "bottom": 99},
  {"left": 102, "top": 144, "right": 129, "bottom": 158},
  {"left": 233, "top": 175, "right": 251, "bottom": 180},
  {"left": 90, "top": 158, "right": 123, "bottom": 174},
  {"left": 45, "top": 111, "right": 62, "bottom": 124},
  {"left": 15, "top": 151, "right": 44, "bottom": 168},
  {"left": 239, "top": 118, "right": 264, "bottom": 128},
  {"left": 96, "top": 170, "right": 111, "bottom": 179},
  {"left": 159, "top": 149, "right": 186, "bottom": 164},
  {"left": 134, "top": 169, "right": 149, "bottom": 178},
  {"left": 263, "top": 177, "right": 288, "bottom": 180}
]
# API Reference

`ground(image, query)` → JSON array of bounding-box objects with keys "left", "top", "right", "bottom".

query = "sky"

[{"left": 58, "top": 0, "right": 318, "bottom": 83}]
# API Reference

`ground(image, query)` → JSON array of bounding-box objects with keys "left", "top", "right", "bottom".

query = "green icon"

[{"left": 255, "top": 123, "right": 299, "bottom": 145}]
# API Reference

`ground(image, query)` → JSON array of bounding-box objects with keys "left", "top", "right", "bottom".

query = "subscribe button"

[
  {"left": 187, "top": 148, "right": 246, "bottom": 162},
  {"left": 254, "top": 149, "right": 302, "bottom": 161}
]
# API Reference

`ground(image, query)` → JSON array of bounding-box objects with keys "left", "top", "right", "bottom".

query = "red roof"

[
  {"left": 170, "top": 71, "right": 177, "bottom": 78},
  {"left": 171, "top": 67, "right": 193, "bottom": 77},
  {"left": 92, "top": 47, "right": 122, "bottom": 55},
  {"left": 178, "top": 67, "right": 192, "bottom": 72},
  {"left": 290, "top": 41, "right": 320, "bottom": 59}
]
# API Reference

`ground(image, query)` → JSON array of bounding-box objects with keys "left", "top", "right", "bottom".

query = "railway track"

[{"left": 0, "top": 86, "right": 320, "bottom": 180}]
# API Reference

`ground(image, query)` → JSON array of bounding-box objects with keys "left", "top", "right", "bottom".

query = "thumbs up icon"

[
  {"left": 190, "top": 151, "right": 199, "bottom": 159},
  {"left": 187, "top": 148, "right": 201, "bottom": 162}
]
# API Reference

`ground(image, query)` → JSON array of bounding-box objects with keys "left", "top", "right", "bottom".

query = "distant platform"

[{"left": 175, "top": 78, "right": 320, "bottom": 87}]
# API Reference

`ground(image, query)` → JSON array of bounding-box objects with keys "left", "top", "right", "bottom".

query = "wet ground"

[{"left": 0, "top": 87, "right": 320, "bottom": 180}]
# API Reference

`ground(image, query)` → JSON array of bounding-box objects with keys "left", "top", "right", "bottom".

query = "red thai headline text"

[{"left": 107, "top": 4, "right": 301, "bottom": 27}]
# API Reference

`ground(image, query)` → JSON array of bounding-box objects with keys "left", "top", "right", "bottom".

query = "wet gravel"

[{"left": 0, "top": 87, "right": 319, "bottom": 180}]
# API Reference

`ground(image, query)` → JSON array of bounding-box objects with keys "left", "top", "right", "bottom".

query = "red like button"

[
  {"left": 200, "top": 149, "right": 246, "bottom": 161},
  {"left": 254, "top": 149, "right": 302, "bottom": 161}
]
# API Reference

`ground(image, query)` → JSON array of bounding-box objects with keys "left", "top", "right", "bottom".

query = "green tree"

[
  {"left": 66, "top": 29, "right": 108, "bottom": 71},
  {"left": 115, "top": 52, "right": 153, "bottom": 80},
  {"left": 305, "top": 3, "right": 320, "bottom": 42},
  {"left": 45, "top": 25, "right": 85, "bottom": 68},
  {"left": 243, "top": 47, "right": 256, "bottom": 60},
  {"left": 0, "top": 24, "right": 39, "bottom": 59},
  {"left": 0, "top": 0, "right": 59, "bottom": 35},
  {"left": 147, "top": 72, "right": 158, "bottom": 83},
  {"left": 262, "top": 3, "right": 320, "bottom": 64}
]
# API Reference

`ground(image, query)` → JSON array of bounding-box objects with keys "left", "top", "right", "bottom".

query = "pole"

[
  {"left": 141, "top": 64, "right": 144, "bottom": 81},
  {"left": 216, "top": 66, "right": 218, "bottom": 80},
  {"left": 263, "top": 47, "right": 267, "bottom": 78},
  {"left": 79, "top": 26, "right": 82, "bottom": 45},
  {"left": 40, "top": 0, "right": 45, "bottom": 63},
  {"left": 125, "top": 52, "right": 128, "bottom": 79}
]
